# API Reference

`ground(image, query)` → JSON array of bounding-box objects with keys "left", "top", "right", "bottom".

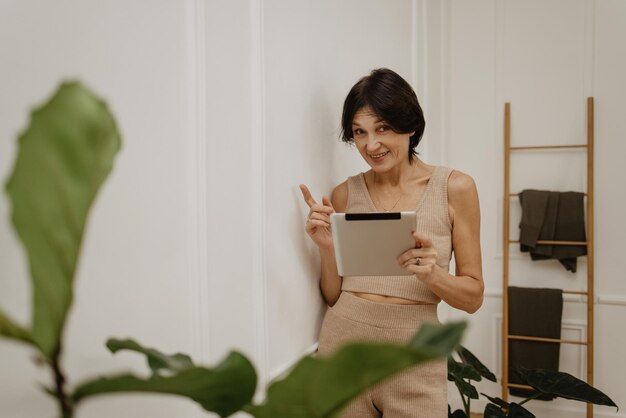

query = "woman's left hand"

[{"left": 397, "top": 232, "right": 438, "bottom": 283}]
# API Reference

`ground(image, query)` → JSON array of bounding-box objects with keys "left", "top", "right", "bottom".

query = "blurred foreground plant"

[{"left": 0, "top": 82, "right": 466, "bottom": 418}]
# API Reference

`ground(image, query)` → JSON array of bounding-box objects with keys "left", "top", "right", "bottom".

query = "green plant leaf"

[
  {"left": 508, "top": 403, "right": 535, "bottom": 418},
  {"left": 454, "top": 377, "right": 479, "bottom": 400},
  {"left": 484, "top": 402, "right": 535, "bottom": 418},
  {"left": 449, "top": 405, "right": 468, "bottom": 417},
  {"left": 481, "top": 394, "right": 536, "bottom": 417},
  {"left": 447, "top": 358, "right": 479, "bottom": 399},
  {"left": 0, "top": 308, "right": 34, "bottom": 345},
  {"left": 448, "top": 357, "right": 481, "bottom": 381},
  {"left": 484, "top": 403, "right": 507, "bottom": 418},
  {"left": 106, "top": 338, "right": 193, "bottom": 374},
  {"left": 246, "top": 321, "right": 466, "bottom": 418},
  {"left": 480, "top": 393, "right": 509, "bottom": 409},
  {"left": 72, "top": 351, "right": 256, "bottom": 418},
  {"left": 408, "top": 321, "right": 466, "bottom": 357},
  {"left": 515, "top": 368, "right": 618, "bottom": 409},
  {"left": 5, "top": 81, "right": 121, "bottom": 359},
  {"left": 457, "top": 345, "right": 497, "bottom": 382}
]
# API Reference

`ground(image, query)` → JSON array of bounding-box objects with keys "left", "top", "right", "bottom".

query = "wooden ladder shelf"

[{"left": 501, "top": 97, "right": 595, "bottom": 417}]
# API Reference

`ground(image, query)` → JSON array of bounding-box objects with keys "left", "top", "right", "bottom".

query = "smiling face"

[{"left": 352, "top": 107, "right": 414, "bottom": 172}]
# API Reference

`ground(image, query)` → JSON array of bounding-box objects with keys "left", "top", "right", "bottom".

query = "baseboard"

[{"left": 470, "top": 398, "right": 623, "bottom": 418}]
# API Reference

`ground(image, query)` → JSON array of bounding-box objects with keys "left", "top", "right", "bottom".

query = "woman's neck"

[{"left": 372, "top": 158, "right": 429, "bottom": 189}]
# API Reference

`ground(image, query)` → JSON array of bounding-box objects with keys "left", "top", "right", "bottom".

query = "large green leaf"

[
  {"left": 516, "top": 368, "right": 618, "bottom": 408},
  {"left": 449, "top": 405, "right": 468, "bottom": 417},
  {"left": 72, "top": 351, "right": 256, "bottom": 418},
  {"left": 106, "top": 338, "right": 193, "bottom": 374},
  {"left": 452, "top": 377, "right": 478, "bottom": 400},
  {"left": 484, "top": 403, "right": 507, "bottom": 418},
  {"left": 408, "top": 320, "right": 464, "bottom": 355},
  {"left": 481, "top": 393, "right": 508, "bottom": 409},
  {"left": 447, "top": 357, "right": 479, "bottom": 399},
  {"left": 508, "top": 403, "right": 536, "bottom": 418},
  {"left": 0, "top": 308, "right": 33, "bottom": 345},
  {"left": 481, "top": 394, "right": 536, "bottom": 417},
  {"left": 5, "top": 81, "right": 121, "bottom": 359},
  {"left": 246, "top": 322, "right": 466, "bottom": 418},
  {"left": 457, "top": 345, "right": 497, "bottom": 382},
  {"left": 448, "top": 356, "right": 481, "bottom": 381}
]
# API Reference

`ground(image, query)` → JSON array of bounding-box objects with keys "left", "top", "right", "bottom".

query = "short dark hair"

[{"left": 340, "top": 68, "right": 425, "bottom": 162}]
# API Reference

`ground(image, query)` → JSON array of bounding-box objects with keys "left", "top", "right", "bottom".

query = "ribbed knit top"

[{"left": 340, "top": 166, "right": 454, "bottom": 303}]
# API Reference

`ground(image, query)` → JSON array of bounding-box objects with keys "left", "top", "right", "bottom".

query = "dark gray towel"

[
  {"left": 519, "top": 190, "right": 587, "bottom": 272},
  {"left": 519, "top": 190, "right": 549, "bottom": 249},
  {"left": 508, "top": 286, "right": 563, "bottom": 400},
  {"left": 519, "top": 190, "right": 558, "bottom": 257},
  {"left": 551, "top": 192, "right": 587, "bottom": 271}
]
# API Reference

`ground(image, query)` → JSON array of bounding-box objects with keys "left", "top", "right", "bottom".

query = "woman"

[{"left": 299, "top": 68, "right": 484, "bottom": 417}]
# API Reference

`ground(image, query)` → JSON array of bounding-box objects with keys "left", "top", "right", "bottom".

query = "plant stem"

[
  {"left": 50, "top": 347, "right": 73, "bottom": 418},
  {"left": 462, "top": 378, "right": 473, "bottom": 416},
  {"left": 461, "top": 390, "right": 470, "bottom": 416},
  {"left": 517, "top": 391, "right": 543, "bottom": 406}
]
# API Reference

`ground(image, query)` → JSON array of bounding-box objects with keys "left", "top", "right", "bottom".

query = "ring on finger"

[{"left": 414, "top": 257, "right": 421, "bottom": 266}]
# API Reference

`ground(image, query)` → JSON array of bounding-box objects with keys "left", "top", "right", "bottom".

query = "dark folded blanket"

[
  {"left": 519, "top": 190, "right": 587, "bottom": 272},
  {"left": 508, "top": 286, "right": 563, "bottom": 400}
]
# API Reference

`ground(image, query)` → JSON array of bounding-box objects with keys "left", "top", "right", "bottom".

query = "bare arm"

[
  {"left": 318, "top": 182, "right": 347, "bottom": 306},
  {"left": 299, "top": 182, "right": 347, "bottom": 306},
  {"left": 398, "top": 171, "right": 484, "bottom": 313}
]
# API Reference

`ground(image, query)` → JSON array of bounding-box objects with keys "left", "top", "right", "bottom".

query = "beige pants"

[{"left": 317, "top": 291, "right": 447, "bottom": 418}]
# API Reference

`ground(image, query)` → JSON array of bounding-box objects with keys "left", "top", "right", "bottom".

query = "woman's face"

[{"left": 352, "top": 107, "right": 413, "bottom": 172}]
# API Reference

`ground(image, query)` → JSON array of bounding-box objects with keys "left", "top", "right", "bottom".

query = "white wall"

[
  {"left": 4, "top": 1, "right": 624, "bottom": 417},
  {"left": 435, "top": 0, "right": 626, "bottom": 416},
  {"left": 0, "top": 0, "right": 423, "bottom": 417}
]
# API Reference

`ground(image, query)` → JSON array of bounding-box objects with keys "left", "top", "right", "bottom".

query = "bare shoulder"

[
  {"left": 447, "top": 170, "right": 479, "bottom": 226},
  {"left": 331, "top": 180, "right": 348, "bottom": 212},
  {"left": 448, "top": 170, "right": 478, "bottom": 202}
]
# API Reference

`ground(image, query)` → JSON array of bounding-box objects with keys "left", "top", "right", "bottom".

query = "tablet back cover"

[{"left": 331, "top": 212, "right": 416, "bottom": 276}]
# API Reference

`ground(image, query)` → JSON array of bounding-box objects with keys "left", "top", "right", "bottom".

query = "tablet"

[{"left": 330, "top": 211, "right": 417, "bottom": 277}]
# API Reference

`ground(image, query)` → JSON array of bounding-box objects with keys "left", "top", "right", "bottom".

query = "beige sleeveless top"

[{"left": 340, "top": 166, "right": 454, "bottom": 303}]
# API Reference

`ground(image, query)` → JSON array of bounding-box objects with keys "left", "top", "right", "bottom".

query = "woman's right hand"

[{"left": 299, "top": 184, "right": 335, "bottom": 249}]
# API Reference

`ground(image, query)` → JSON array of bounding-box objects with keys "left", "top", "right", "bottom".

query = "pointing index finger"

[{"left": 299, "top": 184, "right": 318, "bottom": 208}]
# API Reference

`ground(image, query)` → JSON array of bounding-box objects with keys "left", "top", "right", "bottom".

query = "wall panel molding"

[
  {"left": 412, "top": 0, "right": 423, "bottom": 93},
  {"left": 250, "top": 0, "right": 269, "bottom": 397},
  {"left": 186, "top": 0, "right": 211, "bottom": 368},
  {"left": 492, "top": 314, "right": 587, "bottom": 379},
  {"left": 583, "top": 0, "right": 595, "bottom": 99},
  {"left": 418, "top": 0, "right": 452, "bottom": 165},
  {"left": 485, "top": 287, "right": 626, "bottom": 307},
  {"left": 440, "top": 0, "right": 452, "bottom": 167}
]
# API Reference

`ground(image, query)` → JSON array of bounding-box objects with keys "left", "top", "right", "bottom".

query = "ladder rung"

[
  {"left": 510, "top": 144, "right": 588, "bottom": 150},
  {"left": 509, "top": 239, "right": 588, "bottom": 245},
  {"left": 563, "top": 290, "right": 589, "bottom": 295},
  {"left": 504, "top": 289, "right": 588, "bottom": 295},
  {"left": 507, "top": 383, "right": 535, "bottom": 390},
  {"left": 509, "top": 192, "right": 588, "bottom": 197},
  {"left": 508, "top": 335, "right": 588, "bottom": 345}
]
